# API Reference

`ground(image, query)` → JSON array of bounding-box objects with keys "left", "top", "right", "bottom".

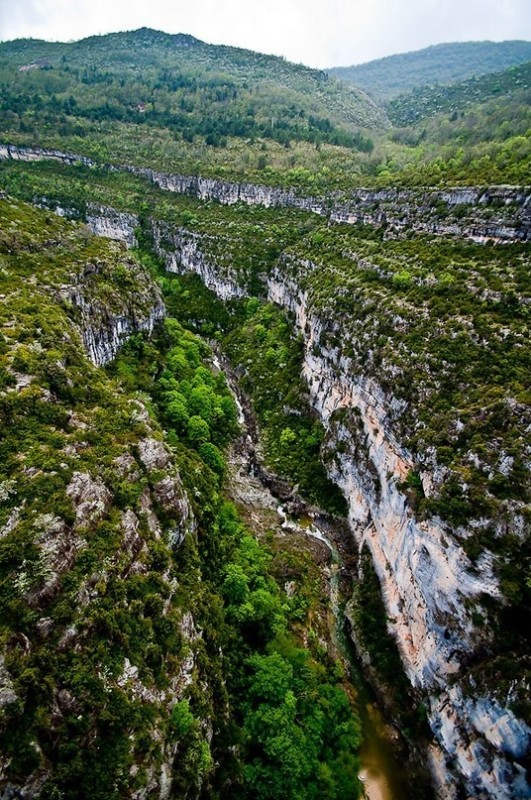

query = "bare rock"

[
  {"left": 66, "top": 471, "right": 112, "bottom": 527},
  {"left": 0, "top": 656, "right": 17, "bottom": 708},
  {"left": 114, "top": 451, "right": 141, "bottom": 481},
  {"left": 137, "top": 438, "right": 170, "bottom": 472}
]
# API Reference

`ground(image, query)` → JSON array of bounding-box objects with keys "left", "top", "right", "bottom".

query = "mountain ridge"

[{"left": 329, "top": 39, "right": 531, "bottom": 100}]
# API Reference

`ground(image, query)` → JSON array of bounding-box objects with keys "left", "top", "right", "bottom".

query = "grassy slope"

[{"left": 381, "top": 59, "right": 531, "bottom": 186}]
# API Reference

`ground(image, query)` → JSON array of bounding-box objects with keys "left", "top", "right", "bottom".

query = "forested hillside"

[
  {"left": 387, "top": 59, "right": 531, "bottom": 125},
  {"left": 1, "top": 31, "right": 529, "bottom": 189},
  {"left": 329, "top": 40, "right": 531, "bottom": 100},
  {"left": 0, "top": 27, "right": 384, "bottom": 149}
]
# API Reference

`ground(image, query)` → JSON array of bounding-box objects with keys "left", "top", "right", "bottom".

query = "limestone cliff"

[
  {"left": 150, "top": 220, "right": 247, "bottom": 301},
  {"left": 1, "top": 142, "right": 529, "bottom": 243},
  {"left": 266, "top": 270, "right": 530, "bottom": 800},
  {"left": 86, "top": 204, "right": 139, "bottom": 250}
]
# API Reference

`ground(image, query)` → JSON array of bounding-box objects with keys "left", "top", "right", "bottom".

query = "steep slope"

[
  {"left": 0, "top": 198, "right": 208, "bottom": 798},
  {"left": 92, "top": 179, "right": 530, "bottom": 798},
  {"left": 329, "top": 40, "right": 531, "bottom": 101},
  {"left": 1, "top": 146, "right": 529, "bottom": 244}
]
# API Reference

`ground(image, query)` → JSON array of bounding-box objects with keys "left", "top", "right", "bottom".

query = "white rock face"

[
  {"left": 430, "top": 687, "right": 531, "bottom": 799},
  {"left": 0, "top": 143, "right": 95, "bottom": 167},
  {"left": 86, "top": 203, "right": 139, "bottom": 248},
  {"left": 66, "top": 472, "right": 112, "bottom": 526},
  {"left": 138, "top": 437, "right": 171, "bottom": 471},
  {"left": 151, "top": 222, "right": 247, "bottom": 300},
  {"left": 0, "top": 656, "right": 17, "bottom": 708},
  {"left": 268, "top": 274, "right": 499, "bottom": 685},
  {"left": 1, "top": 142, "right": 529, "bottom": 242},
  {"left": 76, "top": 294, "right": 165, "bottom": 366}
]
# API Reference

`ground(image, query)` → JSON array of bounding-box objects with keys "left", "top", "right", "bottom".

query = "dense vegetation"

[
  {"left": 0, "top": 27, "right": 382, "bottom": 150},
  {"left": 387, "top": 59, "right": 531, "bottom": 126},
  {"left": 329, "top": 40, "right": 531, "bottom": 100},
  {"left": 110, "top": 330, "right": 363, "bottom": 800},
  {"left": 0, "top": 157, "right": 528, "bottom": 529},
  {"left": 162, "top": 274, "right": 347, "bottom": 515},
  {"left": 0, "top": 196, "right": 364, "bottom": 799}
]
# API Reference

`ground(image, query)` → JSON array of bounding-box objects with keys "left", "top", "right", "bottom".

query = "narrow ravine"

[{"left": 213, "top": 349, "right": 412, "bottom": 800}]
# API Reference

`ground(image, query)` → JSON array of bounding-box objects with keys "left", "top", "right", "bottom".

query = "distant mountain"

[
  {"left": 0, "top": 26, "right": 388, "bottom": 151},
  {"left": 387, "top": 59, "right": 531, "bottom": 126},
  {"left": 328, "top": 40, "right": 531, "bottom": 101}
]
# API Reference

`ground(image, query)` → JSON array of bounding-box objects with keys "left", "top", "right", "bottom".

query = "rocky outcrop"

[
  {"left": 151, "top": 221, "right": 247, "bottom": 300},
  {"left": 27, "top": 196, "right": 163, "bottom": 366},
  {"left": 1, "top": 142, "right": 529, "bottom": 242},
  {"left": 0, "top": 196, "right": 216, "bottom": 800},
  {"left": 330, "top": 185, "right": 531, "bottom": 243},
  {"left": 66, "top": 472, "right": 112, "bottom": 526},
  {"left": 0, "top": 142, "right": 95, "bottom": 167},
  {"left": 86, "top": 204, "right": 139, "bottom": 248},
  {"left": 0, "top": 659, "right": 16, "bottom": 710},
  {"left": 126, "top": 162, "right": 328, "bottom": 214},
  {"left": 80, "top": 303, "right": 164, "bottom": 366},
  {"left": 58, "top": 254, "right": 165, "bottom": 366}
]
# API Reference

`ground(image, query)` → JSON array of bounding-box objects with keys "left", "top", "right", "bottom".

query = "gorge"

[
  {"left": 0, "top": 27, "right": 530, "bottom": 800},
  {"left": 16, "top": 186, "right": 526, "bottom": 799}
]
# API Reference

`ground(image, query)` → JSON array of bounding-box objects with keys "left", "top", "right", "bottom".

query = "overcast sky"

[{"left": 1, "top": 0, "right": 530, "bottom": 67}]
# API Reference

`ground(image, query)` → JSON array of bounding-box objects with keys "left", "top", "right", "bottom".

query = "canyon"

[
  {"left": 1, "top": 28, "right": 530, "bottom": 800},
  {"left": 148, "top": 209, "right": 530, "bottom": 799},
  {"left": 1, "top": 154, "right": 529, "bottom": 800}
]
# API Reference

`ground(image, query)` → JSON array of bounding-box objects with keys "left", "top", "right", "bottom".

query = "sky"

[{"left": 0, "top": 0, "right": 530, "bottom": 68}]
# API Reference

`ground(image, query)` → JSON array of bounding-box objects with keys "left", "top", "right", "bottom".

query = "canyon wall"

[
  {"left": 149, "top": 221, "right": 531, "bottom": 799},
  {"left": 266, "top": 269, "right": 531, "bottom": 800},
  {"left": 1, "top": 142, "right": 530, "bottom": 242}
]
